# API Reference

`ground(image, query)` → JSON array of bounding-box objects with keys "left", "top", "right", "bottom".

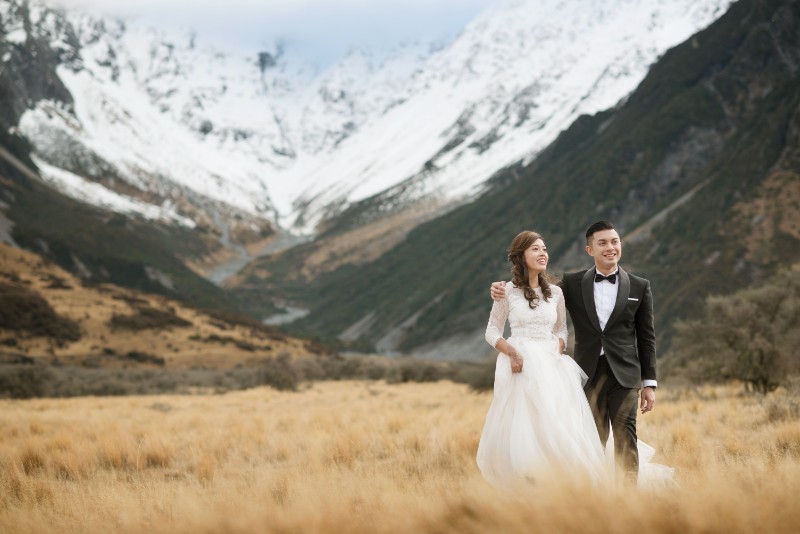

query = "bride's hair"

[{"left": 508, "top": 230, "right": 553, "bottom": 309}]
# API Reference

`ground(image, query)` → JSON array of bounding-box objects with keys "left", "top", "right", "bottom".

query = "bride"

[{"left": 476, "top": 230, "right": 671, "bottom": 488}]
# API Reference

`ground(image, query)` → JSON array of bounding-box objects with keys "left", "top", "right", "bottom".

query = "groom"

[{"left": 490, "top": 220, "right": 657, "bottom": 482}]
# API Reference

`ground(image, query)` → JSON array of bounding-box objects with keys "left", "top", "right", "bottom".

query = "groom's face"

[{"left": 586, "top": 229, "right": 622, "bottom": 272}]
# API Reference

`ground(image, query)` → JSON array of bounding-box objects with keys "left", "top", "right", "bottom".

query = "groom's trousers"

[{"left": 585, "top": 355, "right": 639, "bottom": 481}]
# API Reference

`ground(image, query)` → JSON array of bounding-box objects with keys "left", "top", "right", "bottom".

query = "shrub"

[
  {"left": 0, "top": 365, "right": 53, "bottom": 398},
  {"left": 461, "top": 359, "right": 497, "bottom": 392},
  {"left": 765, "top": 376, "right": 800, "bottom": 422},
  {"left": 0, "top": 353, "right": 35, "bottom": 365},
  {"left": 303, "top": 339, "right": 335, "bottom": 355},
  {"left": 109, "top": 306, "right": 192, "bottom": 330},
  {"left": 386, "top": 360, "right": 444, "bottom": 384},
  {"left": 293, "top": 354, "right": 391, "bottom": 381},
  {"left": 200, "top": 334, "right": 258, "bottom": 351},
  {"left": 0, "top": 353, "right": 480, "bottom": 399},
  {"left": 0, "top": 282, "right": 81, "bottom": 343},
  {"left": 258, "top": 354, "right": 299, "bottom": 391},
  {"left": 671, "top": 269, "right": 800, "bottom": 394},
  {"left": 124, "top": 351, "right": 165, "bottom": 366},
  {"left": 43, "top": 274, "right": 71, "bottom": 289}
]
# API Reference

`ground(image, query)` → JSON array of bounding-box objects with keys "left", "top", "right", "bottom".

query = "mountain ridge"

[
  {"left": 247, "top": 0, "right": 800, "bottom": 359},
  {"left": 4, "top": 0, "right": 732, "bottom": 238},
  {"left": 6, "top": 0, "right": 795, "bottom": 362}
]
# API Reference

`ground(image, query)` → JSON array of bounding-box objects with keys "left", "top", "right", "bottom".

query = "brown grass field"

[{"left": 1, "top": 380, "right": 800, "bottom": 533}]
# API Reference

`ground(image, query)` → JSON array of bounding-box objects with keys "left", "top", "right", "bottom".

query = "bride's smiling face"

[{"left": 524, "top": 239, "right": 548, "bottom": 273}]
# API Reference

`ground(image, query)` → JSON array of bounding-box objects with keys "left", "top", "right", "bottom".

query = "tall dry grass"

[{"left": 1, "top": 381, "right": 800, "bottom": 533}]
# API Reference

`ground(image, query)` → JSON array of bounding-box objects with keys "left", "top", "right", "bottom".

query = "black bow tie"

[{"left": 595, "top": 272, "right": 617, "bottom": 284}]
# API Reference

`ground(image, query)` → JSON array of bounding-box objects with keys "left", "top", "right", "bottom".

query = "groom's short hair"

[{"left": 585, "top": 220, "right": 616, "bottom": 244}]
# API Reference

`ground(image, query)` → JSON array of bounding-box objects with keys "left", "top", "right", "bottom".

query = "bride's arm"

[
  {"left": 485, "top": 292, "right": 523, "bottom": 372},
  {"left": 554, "top": 289, "right": 568, "bottom": 353},
  {"left": 485, "top": 295, "right": 509, "bottom": 349}
]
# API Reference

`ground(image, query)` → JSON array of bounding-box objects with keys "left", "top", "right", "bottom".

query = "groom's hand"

[
  {"left": 490, "top": 281, "right": 507, "bottom": 301},
  {"left": 641, "top": 387, "right": 655, "bottom": 414}
]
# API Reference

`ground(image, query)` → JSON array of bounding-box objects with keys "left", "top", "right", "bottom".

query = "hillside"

[
  {"left": 239, "top": 0, "right": 800, "bottom": 358},
  {"left": 0, "top": 135, "right": 281, "bottom": 316},
  {"left": 0, "top": 243, "right": 314, "bottom": 369}
]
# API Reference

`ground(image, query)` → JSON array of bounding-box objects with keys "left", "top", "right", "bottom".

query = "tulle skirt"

[{"left": 476, "top": 336, "right": 674, "bottom": 489}]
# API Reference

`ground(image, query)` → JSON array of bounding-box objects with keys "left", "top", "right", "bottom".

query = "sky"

[{"left": 51, "top": 0, "right": 496, "bottom": 67}]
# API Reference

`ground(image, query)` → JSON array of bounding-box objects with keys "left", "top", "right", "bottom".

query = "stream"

[
  {"left": 262, "top": 304, "right": 310, "bottom": 326},
  {"left": 207, "top": 208, "right": 252, "bottom": 286},
  {"left": 205, "top": 211, "right": 311, "bottom": 326}
]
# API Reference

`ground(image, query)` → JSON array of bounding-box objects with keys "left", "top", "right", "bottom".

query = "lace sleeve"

[
  {"left": 554, "top": 288, "right": 568, "bottom": 348},
  {"left": 485, "top": 292, "right": 509, "bottom": 349}
]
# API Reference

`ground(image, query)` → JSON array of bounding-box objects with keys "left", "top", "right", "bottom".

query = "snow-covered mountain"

[
  {"left": 6, "top": 1, "right": 309, "bottom": 229},
  {"left": 282, "top": 0, "right": 735, "bottom": 231},
  {"left": 5, "top": 0, "right": 732, "bottom": 240}
]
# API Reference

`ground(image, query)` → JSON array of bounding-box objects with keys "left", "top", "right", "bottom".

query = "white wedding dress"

[{"left": 476, "top": 283, "right": 673, "bottom": 489}]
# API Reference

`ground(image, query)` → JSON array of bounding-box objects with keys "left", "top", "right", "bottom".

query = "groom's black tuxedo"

[
  {"left": 559, "top": 265, "right": 657, "bottom": 480},
  {"left": 560, "top": 266, "right": 657, "bottom": 389}
]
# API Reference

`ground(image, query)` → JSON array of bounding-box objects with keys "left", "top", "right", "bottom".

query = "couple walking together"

[{"left": 477, "top": 220, "right": 672, "bottom": 488}]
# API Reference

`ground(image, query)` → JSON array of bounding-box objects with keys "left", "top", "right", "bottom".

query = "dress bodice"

[{"left": 485, "top": 283, "right": 568, "bottom": 348}]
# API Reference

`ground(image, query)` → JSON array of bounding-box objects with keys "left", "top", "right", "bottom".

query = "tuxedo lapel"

[
  {"left": 605, "top": 266, "right": 631, "bottom": 330},
  {"left": 581, "top": 268, "right": 603, "bottom": 333}
]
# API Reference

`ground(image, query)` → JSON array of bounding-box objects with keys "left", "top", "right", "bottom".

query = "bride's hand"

[
  {"left": 508, "top": 347, "right": 523, "bottom": 373},
  {"left": 559, "top": 338, "right": 566, "bottom": 354}
]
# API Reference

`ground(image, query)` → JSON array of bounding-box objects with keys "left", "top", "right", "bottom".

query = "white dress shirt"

[
  {"left": 593, "top": 267, "right": 657, "bottom": 389},
  {"left": 593, "top": 267, "right": 618, "bottom": 333}
]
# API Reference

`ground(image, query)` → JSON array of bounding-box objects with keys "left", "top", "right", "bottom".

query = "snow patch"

[{"left": 33, "top": 157, "right": 197, "bottom": 227}]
